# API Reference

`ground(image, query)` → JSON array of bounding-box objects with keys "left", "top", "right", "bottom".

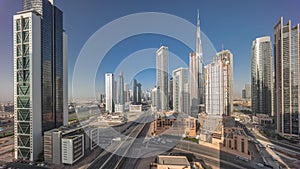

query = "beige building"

[
  {"left": 150, "top": 155, "right": 203, "bottom": 169},
  {"left": 152, "top": 113, "right": 197, "bottom": 138},
  {"left": 212, "top": 125, "right": 250, "bottom": 159}
]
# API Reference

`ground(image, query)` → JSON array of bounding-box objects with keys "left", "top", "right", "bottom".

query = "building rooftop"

[{"left": 157, "top": 155, "right": 190, "bottom": 166}]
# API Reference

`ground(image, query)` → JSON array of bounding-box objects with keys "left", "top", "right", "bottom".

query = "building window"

[{"left": 234, "top": 140, "right": 237, "bottom": 150}]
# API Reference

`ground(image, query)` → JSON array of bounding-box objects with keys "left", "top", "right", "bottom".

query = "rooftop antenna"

[{"left": 221, "top": 43, "right": 224, "bottom": 51}]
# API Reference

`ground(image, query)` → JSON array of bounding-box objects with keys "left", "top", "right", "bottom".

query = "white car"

[{"left": 256, "top": 163, "right": 264, "bottom": 167}]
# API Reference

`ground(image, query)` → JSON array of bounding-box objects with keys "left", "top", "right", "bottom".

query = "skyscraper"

[
  {"left": 172, "top": 68, "right": 189, "bottom": 113},
  {"left": 156, "top": 46, "right": 169, "bottom": 112},
  {"left": 274, "top": 17, "right": 300, "bottom": 137},
  {"left": 14, "top": 10, "right": 42, "bottom": 161},
  {"left": 117, "top": 72, "right": 124, "bottom": 105},
  {"left": 14, "top": 0, "right": 67, "bottom": 160},
  {"left": 124, "top": 83, "right": 130, "bottom": 103},
  {"left": 205, "top": 50, "right": 233, "bottom": 116},
  {"left": 190, "top": 11, "right": 204, "bottom": 116},
  {"left": 63, "top": 31, "right": 68, "bottom": 126},
  {"left": 137, "top": 83, "right": 142, "bottom": 103},
  {"left": 169, "top": 77, "right": 173, "bottom": 110},
  {"left": 151, "top": 86, "right": 158, "bottom": 110},
  {"left": 105, "top": 73, "right": 114, "bottom": 113},
  {"left": 132, "top": 79, "right": 137, "bottom": 103},
  {"left": 251, "top": 36, "right": 273, "bottom": 116},
  {"left": 23, "top": 0, "right": 65, "bottom": 131}
]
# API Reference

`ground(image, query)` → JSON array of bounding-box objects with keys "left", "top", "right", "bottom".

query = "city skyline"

[
  {"left": 1, "top": 0, "right": 300, "bottom": 101},
  {"left": 1, "top": 1, "right": 300, "bottom": 168}
]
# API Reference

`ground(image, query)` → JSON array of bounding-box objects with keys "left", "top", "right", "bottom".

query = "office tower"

[
  {"left": 14, "top": 11, "right": 42, "bottom": 161},
  {"left": 23, "top": 0, "right": 66, "bottom": 132},
  {"left": 274, "top": 17, "right": 300, "bottom": 136},
  {"left": 63, "top": 31, "right": 68, "bottom": 126},
  {"left": 151, "top": 87, "right": 157, "bottom": 108},
  {"left": 204, "top": 50, "right": 233, "bottom": 116},
  {"left": 245, "top": 84, "right": 251, "bottom": 99},
  {"left": 190, "top": 11, "right": 204, "bottom": 115},
  {"left": 184, "top": 83, "right": 190, "bottom": 114},
  {"left": 14, "top": 0, "right": 67, "bottom": 160},
  {"left": 99, "top": 94, "right": 105, "bottom": 103},
  {"left": 151, "top": 86, "right": 160, "bottom": 111},
  {"left": 114, "top": 80, "right": 117, "bottom": 105},
  {"left": 117, "top": 72, "right": 124, "bottom": 105},
  {"left": 125, "top": 83, "right": 130, "bottom": 103},
  {"left": 172, "top": 68, "right": 189, "bottom": 113},
  {"left": 169, "top": 77, "right": 173, "bottom": 110},
  {"left": 156, "top": 46, "right": 169, "bottom": 112},
  {"left": 132, "top": 79, "right": 137, "bottom": 103},
  {"left": 105, "top": 73, "right": 114, "bottom": 113},
  {"left": 251, "top": 36, "right": 273, "bottom": 116},
  {"left": 242, "top": 89, "right": 246, "bottom": 99},
  {"left": 137, "top": 83, "right": 142, "bottom": 103}
]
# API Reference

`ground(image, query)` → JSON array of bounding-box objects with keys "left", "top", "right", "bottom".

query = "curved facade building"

[{"left": 251, "top": 36, "right": 273, "bottom": 116}]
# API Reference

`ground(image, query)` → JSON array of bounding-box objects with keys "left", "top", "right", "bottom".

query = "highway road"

[{"left": 87, "top": 112, "right": 151, "bottom": 169}]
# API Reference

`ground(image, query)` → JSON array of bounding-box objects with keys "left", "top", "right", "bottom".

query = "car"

[{"left": 256, "top": 163, "right": 264, "bottom": 167}]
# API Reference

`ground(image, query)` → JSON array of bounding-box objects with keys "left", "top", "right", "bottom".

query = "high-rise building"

[
  {"left": 137, "top": 83, "right": 142, "bottom": 103},
  {"left": 242, "top": 89, "right": 246, "bottom": 99},
  {"left": 156, "top": 46, "right": 169, "bottom": 112},
  {"left": 23, "top": 0, "right": 66, "bottom": 132},
  {"left": 124, "top": 83, "right": 130, "bottom": 103},
  {"left": 14, "top": 0, "right": 67, "bottom": 160},
  {"left": 151, "top": 87, "right": 158, "bottom": 109},
  {"left": 274, "top": 17, "right": 300, "bottom": 137},
  {"left": 190, "top": 11, "right": 204, "bottom": 116},
  {"left": 105, "top": 73, "right": 114, "bottom": 113},
  {"left": 14, "top": 11, "right": 42, "bottom": 161},
  {"left": 204, "top": 50, "right": 233, "bottom": 116},
  {"left": 117, "top": 72, "right": 124, "bottom": 105},
  {"left": 169, "top": 77, "right": 173, "bottom": 110},
  {"left": 63, "top": 31, "right": 68, "bottom": 126},
  {"left": 245, "top": 84, "right": 251, "bottom": 99},
  {"left": 132, "top": 79, "right": 138, "bottom": 103},
  {"left": 251, "top": 36, "right": 273, "bottom": 116},
  {"left": 172, "top": 68, "right": 189, "bottom": 113}
]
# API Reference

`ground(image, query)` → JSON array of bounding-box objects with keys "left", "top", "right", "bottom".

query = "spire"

[
  {"left": 197, "top": 9, "right": 200, "bottom": 25},
  {"left": 196, "top": 10, "right": 202, "bottom": 58}
]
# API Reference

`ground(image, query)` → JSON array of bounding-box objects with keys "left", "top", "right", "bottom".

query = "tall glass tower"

[
  {"left": 274, "top": 17, "right": 300, "bottom": 137},
  {"left": 23, "top": 0, "right": 65, "bottom": 131},
  {"left": 117, "top": 72, "right": 124, "bottom": 105},
  {"left": 251, "top": 36, "right": 273, "bottom": 116}
]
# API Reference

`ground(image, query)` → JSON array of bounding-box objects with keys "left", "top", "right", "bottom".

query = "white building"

[
  {"left": 172, "top": 67, "right": 189, "bottom": 114},
  {"left": 151, "top": 86, "right": 160, "bottom": 111},
  {"left": 105, "top": 73, "right": 115, "bottom": 113},
  {"left": 62, "top": 135, "right": 84, "bottom": 164},
  {"left": 13, "top": 11, "right": 42, "bottom": 161},
  {"left": 205, "top": 50, "right": 233, "bottom": 116},
  {"left": 156, "top": 46, "right": 169, "bottom": 112}
]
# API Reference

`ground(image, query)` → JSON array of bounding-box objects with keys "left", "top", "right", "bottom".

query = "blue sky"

[{"left": 0, "top": 0, "right": 300, "bottom": 101}]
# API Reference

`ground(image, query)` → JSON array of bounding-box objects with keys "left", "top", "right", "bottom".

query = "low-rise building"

[
  {"left": 62, "top": 135, "right": 84, "bottom": 165},
  {"left": 252, "top": 114, "right": 273, "bottom": 125},
  {"left": 211, "top": 117, "right": 251, "bottom": 159},
  {"left": 150, "top": 155, "right": 203, "bottom": 169},
  {"left": 152, "top": 113, "right": 197, "bottom": 138},
  {"left": 129, "top": 104, "right": 142, "bottom": 112},
  {"left": 44, "top": 125, "right": 97, "bottom": 165}
]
